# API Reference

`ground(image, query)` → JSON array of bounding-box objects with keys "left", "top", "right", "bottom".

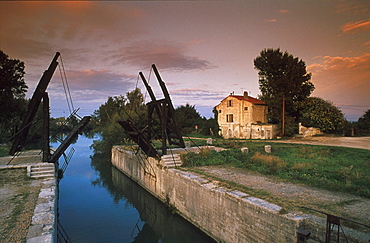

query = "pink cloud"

[
  {"left": 308, "top": 54, "right": 370, "bottom": 119},
  {"left": 336, "top": 2, "right": 369, "bottom": 15},
  {"left": 341, "top": 20, "right": 370, "bottom": 34},
  {"left": 110, "top": 41, "right": 216, "bottom": 72},
  {"left": 264, "top": 19, "right": 277, "bottom": 23},
  {"left": 279, "top": 10, "right": 290, "bottom": 14}
]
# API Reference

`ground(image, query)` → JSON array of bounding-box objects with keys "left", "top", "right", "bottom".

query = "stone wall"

[
  {"left": 298, "top": 123, "right": 323, "bottom": 137},
  {"left": 112, "top": 146, "right": 305, "bottom": 242}
]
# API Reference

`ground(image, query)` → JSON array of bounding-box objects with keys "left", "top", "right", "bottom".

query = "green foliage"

[
  {"left": 254, "top": 48, "right": 314, "bottom": 125},
  {"left": 90, "top": 88, "right": 147, "bottom": 154},
  {"left": 358, "top": 109, "right": 370, "bottom": 132},
  {"left": 0, "top": 146, "right": 8, "bottom": 157},
  {"left": 183, "top": 141, "right": 370, "bottom": 198},
  {"left": 0, "top": 50, "right": 28, "bottom": 143},
  {"left": 175, "top": 104, "right": 203, "bottom": 134},
  {"left": 254, "top": 48, "right": 314, "bottom": 102},
  {"left": 297, "top": 97, "right": 346, "bottom": 133},
  {"left": 200, "top": 117, "right": 220, "bottom": 137},
  {"left": 175, "top": 104, "right": 220, "bottom": 137}
]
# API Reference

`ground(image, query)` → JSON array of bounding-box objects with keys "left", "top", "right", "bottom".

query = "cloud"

[
  {"left": 1, "top": 2, "right": 145, "bottom": 59},
  {"left": 110, "top": 41, "right": 216, "bottom": 72},
  {"left": 308, "top": 54, "right": 370, "bottom": 119},
  {"left": 264, "top": 19, "right": 277, "bottom": 23},
  {"left": 47, "top": 69, "right": 136, "bottom": 104},
  {"left": 170, "top": 88, "right": 226, "bottom": 110},
  {"left": 341, "top": 20, "right": 370, "bottom": 34},
  {"left": 60, "top": 69, "right": 135, "bottom": 91},
  {"left": 336, "top": 2, "right": 370, "bottom": 15},
  {"left": 279, "top": 10, "right": 290, "bottom": 14}
]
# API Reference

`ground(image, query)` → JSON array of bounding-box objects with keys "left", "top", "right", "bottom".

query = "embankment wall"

[{"left": 112, "top": 146, "right": 306, "bottom": 242}]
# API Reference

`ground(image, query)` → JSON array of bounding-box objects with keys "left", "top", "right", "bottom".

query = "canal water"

[{"left": 57, "top": 136, "right": 215, "bottom": 243}]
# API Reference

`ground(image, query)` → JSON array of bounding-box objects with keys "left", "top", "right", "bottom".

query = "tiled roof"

[{"left": 229, "top": 95, "right": 265, "bottom": 104}]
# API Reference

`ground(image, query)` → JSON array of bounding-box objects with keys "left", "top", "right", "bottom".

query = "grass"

[
  {"left": 182, "top": 141, "right": 370, "bottom": 198},
  {"left": 0, "top": 146, "right": 9, "bottom": 157}
]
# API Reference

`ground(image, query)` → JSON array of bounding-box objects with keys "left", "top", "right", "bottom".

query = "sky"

[{"left": 1, "top": 1, "right": 369, "bottom": 121}]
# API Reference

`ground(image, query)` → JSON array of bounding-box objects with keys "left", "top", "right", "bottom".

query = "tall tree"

[
  {"left": 358, "top": 109, "right": 370, "bottom": 131},
  {"left": 175, "top": 104, "right": 203, "bottom": 134},
  {"left": 0, "top": 50, "right": 28, "bottom": 141},
  {"left": 90, "top": 88, "right": 147, "bottom": 154},
  {"left": 297, "top": 97, "right": 346, "bottom": 133},
  {"left": 254, "top": 48, "right": 314, "bottom": 134}
]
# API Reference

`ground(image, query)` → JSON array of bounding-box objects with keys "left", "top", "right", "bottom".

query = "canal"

[{"left": 57, "top": 136, "right": 215, "bottom": 243}]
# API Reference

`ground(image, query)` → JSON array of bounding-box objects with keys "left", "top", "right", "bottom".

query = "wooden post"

[
  {"left": 281, "top": 96, "right": 285, "bottom": 137},
  {"left": 161, "top": 103, "right": 168, "bottom": 155},
  {"left": 10, "top": 52, "right": 60, "bottom": 155},
  {"left": 42, "top": 92, "right": 50, "bottom": 162}
]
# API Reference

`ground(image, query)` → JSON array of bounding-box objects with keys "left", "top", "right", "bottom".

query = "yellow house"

[{"left": 215, "top": 92, "right": 277, "bottom": 139}]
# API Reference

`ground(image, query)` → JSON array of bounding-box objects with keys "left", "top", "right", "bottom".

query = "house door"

[{"left": 228, "top": 129, "right": 232, "bottom": 138}]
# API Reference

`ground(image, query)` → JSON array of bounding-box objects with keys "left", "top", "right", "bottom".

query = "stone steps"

[
  {"left": 27, "top": 163, "right": 55, "bottom": 179},
  {"left": 161, "top": 154, "right": 182, "bottom": 168}
]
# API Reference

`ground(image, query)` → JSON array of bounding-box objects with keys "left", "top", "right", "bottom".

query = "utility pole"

[{"left": 281, "top": 96, "right": 285, "bottom": 137}]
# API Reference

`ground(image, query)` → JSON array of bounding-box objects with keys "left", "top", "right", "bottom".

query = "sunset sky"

[{"left": 1, "top": 1, "right": 369, "bottom": 121}]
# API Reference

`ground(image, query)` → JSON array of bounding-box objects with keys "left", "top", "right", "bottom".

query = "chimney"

[{"left": 244, "top": 91, "right": 248, "bottom": 99}]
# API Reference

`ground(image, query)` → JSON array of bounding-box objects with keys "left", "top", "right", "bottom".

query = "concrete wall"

[{"left": 112, "top": 146, "right": 305, "bottom": 242}]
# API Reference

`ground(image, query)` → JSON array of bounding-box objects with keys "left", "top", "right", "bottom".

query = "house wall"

[{"left": 216, "top": 96, "right": 275, "bottom": 139}]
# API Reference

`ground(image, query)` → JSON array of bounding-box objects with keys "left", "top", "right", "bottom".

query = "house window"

[
  {"left": 219, "top": 110, "right": 222, "bottom": 113},
  {"left": 226, "top": 114, "right": 233, "bottom": 122},
  {"left": 227, "top": 100, "right": 233, "bottom": 107},
  {"left": 244, "top": 107, "right": 248, "bottom": 111}
]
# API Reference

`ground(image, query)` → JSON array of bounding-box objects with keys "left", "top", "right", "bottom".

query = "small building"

[{"left": 215, "top": 92, "right": 277, "bottom": 139}]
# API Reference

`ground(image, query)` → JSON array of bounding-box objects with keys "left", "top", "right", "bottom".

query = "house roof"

[
  {"left": 230, "top": 95, "right": 265, "bottom": 104},
  {"left": 217, "top": 94, "right": 265, "bottom": 106}
]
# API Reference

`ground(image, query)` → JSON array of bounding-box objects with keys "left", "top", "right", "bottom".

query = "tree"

[
  {"left": 90, "top": 88, "right": 147, "bottom": 154},
  {"left": 358, "top": 109, "right": 370, "bottom": 131},
  {"left": 254, "top": 48, "right": 314, "bottom": 135},
  {"left": 297, "top": 97, "right": 346, "bottom": 133},
  {"left": 0, "top": 50, "right": 28, "bottom": 142},
  {"left": 175, "top": 104, "right": 203, "bottom": 134}
]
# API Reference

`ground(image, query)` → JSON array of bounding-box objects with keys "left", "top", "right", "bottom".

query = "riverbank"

[
  {"left": 112, "top": 144, "right": 370, "bottom": 242},
  {"left": 0, "top": 153, "right": 57, "bottom": 243},
  {"left": 194, "top": 165, "right": 370, "bottom": 229}
]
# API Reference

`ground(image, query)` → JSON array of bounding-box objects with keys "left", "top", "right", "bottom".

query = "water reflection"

[
  {"left": 112, "top": 167, "right": 215, "bottom": 243},
  {"left": 58, "top": 136, "right": 215, "bottom": 242}
]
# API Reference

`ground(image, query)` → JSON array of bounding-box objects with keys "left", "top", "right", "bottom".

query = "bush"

[{"left": 250, "top": 152, "right": 287, "bottom": 174}]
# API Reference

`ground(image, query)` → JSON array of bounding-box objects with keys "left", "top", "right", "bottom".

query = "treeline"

[
  {"left": 87, "top": 88, "right": 219, "bottom": 154},
  {"left": 253, "top": 48, "right": 369, "bottom": 136}
]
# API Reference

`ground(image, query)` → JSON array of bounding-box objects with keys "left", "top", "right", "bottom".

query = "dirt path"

[
  {"left": 0, "top": 151, "right": 43, "bottom": 243},
  {"left": 270, "top": 136, "right": 370, "bottom": 150},
  {"left": 193, "top": 137, "right": 370, "bottom": 233},
  {"left": 0, "top": 168, "right": 42, "bottom": 242},
  {"left": 195, "top": 165, "right": 370, "bottom": 227}
]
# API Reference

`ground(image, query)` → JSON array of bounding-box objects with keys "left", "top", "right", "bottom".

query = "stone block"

[
  {"left": 241, "top": 147, "right": 249, "bottom": 153},
  {"left": 185, "top": 141, "right": 191, "bottom": 148},
  {"left": 265, "top": 145, "right": 271, "bottom": 153},
  {"left": 26, "top": 234, "right": 52, "bottom": 243}
]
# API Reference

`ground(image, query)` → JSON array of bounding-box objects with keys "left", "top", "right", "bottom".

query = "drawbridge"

[
  {"left": 118, "top": 64, "right": 185, "bottom": 159},
  {"left": 8, "top": 52, "right": 90, "bottom": 175}
]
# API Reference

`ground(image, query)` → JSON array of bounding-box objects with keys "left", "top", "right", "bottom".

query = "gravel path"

[
  {"left": 0, "top": 168, "right": 42, "bottom": 243},
  {"left": 270, "top": 136, "right": 370, "bottom": 150},
  {"left": 195, "top": 165, "right": 370, "bottom": 230},
  {"left": 0, "top": 151, "right": 43, "bottom": 243}
]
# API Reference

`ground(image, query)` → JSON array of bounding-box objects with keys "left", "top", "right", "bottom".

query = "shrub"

[{"left": 250, "top": 152, "right": 287, "bottom": 174}]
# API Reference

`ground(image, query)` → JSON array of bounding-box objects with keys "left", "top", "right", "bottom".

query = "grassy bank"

[{"left": 182, "top": 140, "right": 370, "bottom": 198}]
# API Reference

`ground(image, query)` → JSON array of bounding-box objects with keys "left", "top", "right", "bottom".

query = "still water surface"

[{"left": 57, "top": 136, "right": 215, "bottom": 243}]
